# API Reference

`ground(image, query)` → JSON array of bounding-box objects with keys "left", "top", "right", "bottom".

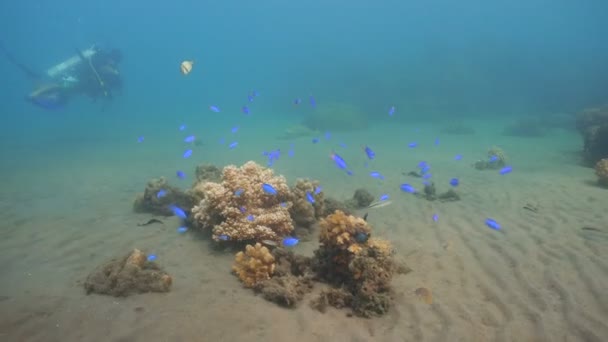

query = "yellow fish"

[{"left": 180, "top": 60, "right": 194, "bottom": 75}]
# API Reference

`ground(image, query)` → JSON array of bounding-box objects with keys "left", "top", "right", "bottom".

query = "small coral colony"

[{"left": 83, "top": 63, "right": 608, "bottom": 318}]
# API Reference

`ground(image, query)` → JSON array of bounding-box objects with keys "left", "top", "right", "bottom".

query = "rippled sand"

[{"left": 1, "top": 123, "right": 607, "bottom": 341}]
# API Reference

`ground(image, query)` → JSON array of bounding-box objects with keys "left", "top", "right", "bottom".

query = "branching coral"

[
  {"left": 595, "top": 158, "right": 608, "bottom": 186},
  {"left": 232, "top": 243, "right": 276, "bottom": 288},
  {"left": 289, "top": 179, "right": 325, "bottom": 228},
  {"left": 191, "top": 161, "right": 294, "bottom": 242}
]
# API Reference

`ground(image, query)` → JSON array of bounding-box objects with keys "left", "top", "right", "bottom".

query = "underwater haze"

[{"left": 1, "top": 1, "right": 608, "bottom": 341}]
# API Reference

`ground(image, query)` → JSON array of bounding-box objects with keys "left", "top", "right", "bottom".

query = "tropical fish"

[
  {"left": 147, "top": 254, "right": 157, "bottom": 262},
  {"left": 184, "top": 135, "right": 195, "bottom": 143},
  {"left": 261, "top": 239, "right": 278, "bottom": 247},
  {"left": 309, "top": 95, "right": 316, "bottom": 107},
  {"left": 176, "top": 170, "right": 186, "bottom": 179},
  {"left": 209, "top": 105, "right": 220, "bottom": 113},
  {"left": 432, "top": 214, "right": 439, "bottom": 222},
  {"left": 282, "top": 237, "right": 299, "bottom": 247},
  {"left": 247, "top": 214, "right": 254, "bottom": 221},
  {"left": 177, "top": 226, "right": 188, "bottom": 233},
  {"left": 314, "top": 186, "right": 322, "bottom": 194},
  {"left": 169, "top": 205, "right": 187, "bottom": 219},
  {"left": 306, "top": 191, "right": 315, "bottom": 204},
  {"left": 485, "top": 218, "right": 501, "bottom": 230},
  {"left": 366, "top": 200, "right": 392, "bottom": 209},
  {"left": 449, "top": 178, "right": 459, "bottom": 187},
  {"left": 242, "top": 106, "right": 250, "bottom": 115},
  {"left": 156, "top": 189, "right": 167, "bottom": 199},
  {"left": 400, "top": 183, "right": 416, "bottom": 193},
  {"left": 408, "top": 142, "right": 418, "bottom": 148},
  {"left": 388, "top": 106, "right": 395, "bottom": 116},
  {"left": 294, "top": 98, "right": 302, "bottom": 105},
  {"left": 231, "top": 126, "right": 239, "bottom": 133},
  {"left": 262, "top": 183, "right": 277, "bottom": 195},
  {"left": 234, "top": 189, "right": 244, "bottom": 196},
  {"left": 228, "top": 142, "right": 238, "bottom": 149},
  {"left": 137, "top": 136, "right": 144, "bottom": 143},
  {"left": 454, "top": 154, "right": 463, "bottom": 161},
  {"left": 379, "top": 194, "right": 389, "bottom": 201},
  {"left": 369, "top": 171, "right": 384, "bottom": 180},
  {"left": 330, "top": 152, "right": 348, "bottom": 170},
  {"left": 180, "top": 60, "right": 193, "bottom": 75},
  {"left": 500, "top": 166, "right": 512, "bottom": 175},
  {"left": 363, "top": 145, "right": 375, "bottom": 159},
  {"left": 183, "top": 149, "right": 193, "bottom": 158}
]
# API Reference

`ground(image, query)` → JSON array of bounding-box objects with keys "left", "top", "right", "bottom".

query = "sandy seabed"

[{"left": 0, "top": 121, "right": 607, "bottom": 342}]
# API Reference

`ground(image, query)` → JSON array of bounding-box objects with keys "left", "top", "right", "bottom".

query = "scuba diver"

[{"left": 0, "top": 41, "right": 123, "bottom": 110}]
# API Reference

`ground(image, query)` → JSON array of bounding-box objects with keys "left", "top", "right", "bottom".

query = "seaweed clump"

[
  {"left": 415, "top": 183, "right": 460, "bottom": 202},
  {"left": 473, "top": 146, "right": 507, "bottom": 170},
  {"left": 289, "top": 179, "right": 325, "bottom": 228},
  {"left": 345, "top": 188, "right": 374, "bottom": 209},
  {"left": 194, "top": 164, "right": 222, "bottom": 183},
  {"left": 311, "top": 210, "right": 404, "bottom": 317},
  {"left": 233, "top": 243, "right": 314, "bottom": 307},
  {"left": 133, "top": 177, "right": 196, "bottom": 216},
  {"left": 254, "top": 248, "right": 314, "bottom": 307},
  {"left": 84, "top": 249, "right": 172, "bottom": 297}
]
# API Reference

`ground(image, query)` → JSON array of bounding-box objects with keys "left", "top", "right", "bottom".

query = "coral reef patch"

[
  {"left": 84, "top": 249, "right": 172, "bottom": 297},
  {"left": 473, "top": 146, "right": 507, "bottom": 170},
  {"left": 595, "top": 158, "right": 608, "bottom": 187},
  {"left": 576, "top": 106, "right": 608, "bottom": 165}
]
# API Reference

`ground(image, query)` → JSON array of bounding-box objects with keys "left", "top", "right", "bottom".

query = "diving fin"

[{"left": 0, "top": 39, "right": 42, "bottom": 80}]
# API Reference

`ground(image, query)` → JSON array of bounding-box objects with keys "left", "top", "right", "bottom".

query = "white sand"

[{"left": 1, "top": 120, "right": 607, "bottom": 341}]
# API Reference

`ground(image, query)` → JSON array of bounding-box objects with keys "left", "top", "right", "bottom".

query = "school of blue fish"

[{"left": 137, "top": 92, "right": 513, "bottom": 260}]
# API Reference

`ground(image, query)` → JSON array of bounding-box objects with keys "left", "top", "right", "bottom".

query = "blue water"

[{"left": 1, "top": 1, "right": 608, "bottom": 341}]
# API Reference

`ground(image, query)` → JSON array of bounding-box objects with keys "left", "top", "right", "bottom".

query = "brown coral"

[
  {"left": 191, "top": 161, "right": 294, "bottom": 242},
  {"left": 319, "top": 210, "right": 371, "bottom": 250},
  {"left": 289, "top": 179, "right": 325, "bottom": 228},
  {"left": 312, "top": 211, "right": 407, "bottom": 317},
  {"left": 233, "top": 243, "right": 276, "bottom": 288},
  {"left": 595, "top": 158, "right": 608, "bottom": 186}
]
